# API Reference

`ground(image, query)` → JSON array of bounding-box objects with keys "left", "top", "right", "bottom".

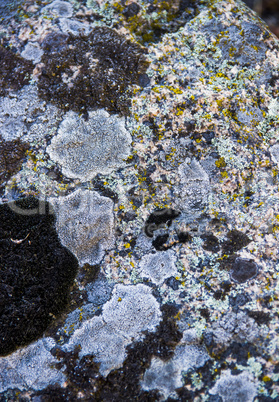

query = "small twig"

[{"left": 10, "top": 233, "right": 30, "bottom": 244}]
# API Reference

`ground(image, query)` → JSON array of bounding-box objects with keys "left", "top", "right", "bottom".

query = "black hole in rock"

[
  {"left": 144, "top": 208, "right": 180, "bottom": 237},
  {"left": 0, "top": 196, "right": 79, "bottom": 356}
]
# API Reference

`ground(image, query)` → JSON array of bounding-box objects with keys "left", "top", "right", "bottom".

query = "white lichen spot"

[
  {"left": 21, "top": 43, "right": 44, "bottom": 64},
  {"left": 267, "top": 98, "right": 279, "bottom": 118},
  {"left": 269, "top": 143, "right": 279, "bottom": 166},
  {"left": 138, "top": 249, "right": 177, "bottom": 285},
  {"left": 175, "top": 158, "right": 210, "bottom": 220},
  {"left": 46, "top": 110, "right": 132, "bottom": 181},
  {"left": 59, "top": 18, "right": 91, "bottom": 36},
  {"left": 0, "top": 338, "right": 65, "bottom": 393},
  {"left": 209, "top": 370, "right": 258, "bottom": 402},
  {"left": 42, "top": 0, "right": 73, "bottom": 18},
  {"left": 141, "top": 329, "right": 210, "bottom": 399},
  {"left": 49, "top": 189, "right": 115, "bottom": 266},
  {"left": 64, "top": 284, "right": 162, "bottom": 376},
  {"left": 63, "top": 316, "right": 128, "bottom": 376},
  {"left": 102, "top": 284, "right": 162, "bottom": 337},
  {"left": 0, "top": 86, "right": 46, "bottom": 141},
  {"left": 210, "top": 311, "right": 260, "bottom": 348}
]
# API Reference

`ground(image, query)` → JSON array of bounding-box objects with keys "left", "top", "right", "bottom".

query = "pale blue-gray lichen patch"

[{"left": 46, "top": 109, "right": 132, "bottom": 181}]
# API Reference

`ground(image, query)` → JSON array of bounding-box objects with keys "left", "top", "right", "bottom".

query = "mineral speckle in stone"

[
  {"left": 209, "top": 369, "right": 258, "bottom": 402},
  {"left": 46, "top": 110, "right": 132, "bottom": 181},
  {"left": 50, "top": 189, "right": 115, "bottom": 266},
  {"left": 138, "top": 249, "right": 178, "bottom": 285},
  {"left": 0, "top": 338, "right": 66, "bottom": 393}
]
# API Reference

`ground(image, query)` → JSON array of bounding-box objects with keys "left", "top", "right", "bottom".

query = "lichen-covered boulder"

[{"left": 1, "top": 0, "right": 279, "bottom": 400}]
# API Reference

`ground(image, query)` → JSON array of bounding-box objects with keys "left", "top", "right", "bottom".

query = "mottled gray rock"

[{"left": 1, "top": 0, "right": 279, "bottom": 399}]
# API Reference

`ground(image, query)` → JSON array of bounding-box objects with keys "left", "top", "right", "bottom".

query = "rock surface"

[{"left": 0, "top": 0, "right": 279, "bottom": 400}]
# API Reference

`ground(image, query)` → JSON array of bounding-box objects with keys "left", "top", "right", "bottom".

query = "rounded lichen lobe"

[
  {"left": 47, "top": 109, "right": 132, "bottom": 181},
  {"left": 38, "top": 27, "right": 149, "bottom": 115},
  {"left": 50, "top": 189, "right": 115, "bottom": 266},
  {"left": 230, "top": 257, "right": 258, "bottom": 283}
]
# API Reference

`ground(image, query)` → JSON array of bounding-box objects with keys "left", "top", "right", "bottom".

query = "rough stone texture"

[{"left": 1, "top": 0, "right": 279, "bottom": 400}]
